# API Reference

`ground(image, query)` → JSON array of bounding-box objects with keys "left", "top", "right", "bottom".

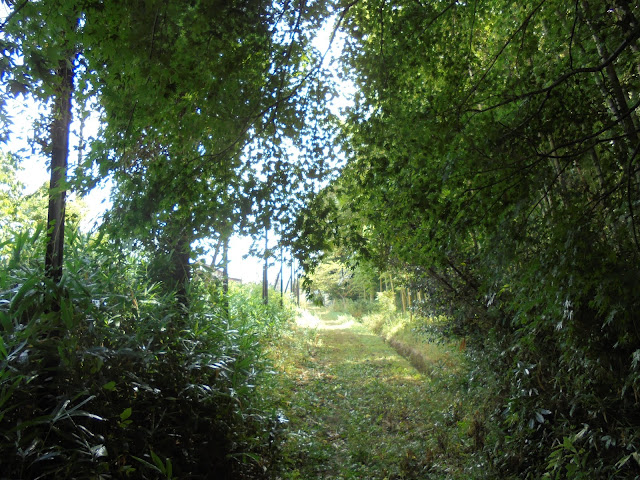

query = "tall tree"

[
  {"left": 82, "top": 0, "right": 336, "bottom": 302},
  {"left": 45, "top": 52, "right": 74, "bottom": 284},
  {"left": 3, "top": 0, "right": 337, "bottom": 304},
  {"left": 2, "top": 2, "right": 82, "bottom": 286}
]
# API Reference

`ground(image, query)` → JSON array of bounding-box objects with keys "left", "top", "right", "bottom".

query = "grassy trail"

[{"left": 267, "top": 307, "right": 473, "bottom": 480}]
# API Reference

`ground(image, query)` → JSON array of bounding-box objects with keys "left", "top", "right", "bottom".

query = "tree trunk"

[
  {"left": 280, "top": 248, "right": 284, "bottom": 307},
  {"left": 584, "top": 8, "right": 639, "bottom": 151},
  {"left": 45, "top": 57, "right": 74, "bottom": 287},
  {"left": 290, "top": 258, "right": 294, "bottom": 294}
]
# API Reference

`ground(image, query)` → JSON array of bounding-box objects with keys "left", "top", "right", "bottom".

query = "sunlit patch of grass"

[
  {"left": 264, "top": 307, "right": 487, "bottom": 480},
  {"left": 363, "top": 311, "right": 464, "bottom": 378}
]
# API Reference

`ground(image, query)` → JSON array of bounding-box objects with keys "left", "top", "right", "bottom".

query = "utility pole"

[
  {"left": 280, "top": 246, "right": 284, "bottom": 307},
  {"left": 262, "top": 228, "right": 268, "bottom": 305},
  {"left": 222, "top": 234, "right": 229, "bottom": 316},
  {"left": 293, "top": 258, "right": 300, "bottom": 306}
]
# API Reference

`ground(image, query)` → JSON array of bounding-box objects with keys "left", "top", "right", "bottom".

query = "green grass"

[{"left": 264, "top": 306, "right": 488, "bottom": 479}]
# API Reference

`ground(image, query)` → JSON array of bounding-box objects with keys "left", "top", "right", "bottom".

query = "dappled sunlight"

[
  {"left": 296, "top": 309, "right": 322, "bottom": 328},
  {"left": 293, "top": 309, "right": 426, "bottom": 387},
  {"left": 296, "top": 309, "right": 357, "bottom": 330},
  {"left": 267, "top": 306, "right": 467, "bottom": 479},
  {"left": 344, "top": 355, "right": 425, "bottom": 386}
]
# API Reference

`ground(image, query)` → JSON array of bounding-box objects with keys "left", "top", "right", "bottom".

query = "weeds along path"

[{"left": 268, "top": 307, "right": 470, "bottom": 480}]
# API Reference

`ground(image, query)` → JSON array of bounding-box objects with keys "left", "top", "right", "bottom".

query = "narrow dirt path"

[{"left": 270, "top": 308, "right": 465, "bottom": 480}]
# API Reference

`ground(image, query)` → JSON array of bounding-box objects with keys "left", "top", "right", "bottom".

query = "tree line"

[
  {"left": 1, "top": 0, "right": 337, "bottom": 305},
  {"left": 289, "top": 0, "right": 640, "bottom": 477}
]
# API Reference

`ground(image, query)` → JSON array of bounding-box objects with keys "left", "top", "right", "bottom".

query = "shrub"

[{"left": 0, "top": 227, "right": 293, "bottom": 479}]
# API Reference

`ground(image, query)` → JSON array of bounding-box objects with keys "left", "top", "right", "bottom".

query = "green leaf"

[
  {"left": 166, "top": 457, "right": 172, "bottom": 478},
  {"left": 10, "top": 276, "right": 40, "bottom": 316},
  {"left": 60, "top": 295, "right": 74, "bottom": 329},
  {"left": 131, "top": 455, "right": 162, "bottom": 473},
  {"left": 7, "top": 80, "right": 28, "bottom": 97},
  {"left": 150, "top": 450, "right": 166, "bottom": 474},
  {"left": 615, "top": 451, "right": 640, "bottom": 469},
  {"left": 102, "top": 381, "right": 116, "bottom": 391},
  {"left": 119, "top": 407, "right": 132, "bottom": 421},
  {"left": 0, "top": 310, "right": 10, "bottom": 332},
  {"left": 562, "top": 436, "right": 577, "bottom": 454},
  {"left": 0, "top": 377, "right": 22, "bottom": 412}
]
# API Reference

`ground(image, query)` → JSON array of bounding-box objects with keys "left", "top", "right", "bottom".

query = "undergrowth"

[
  {"left": 320, "top": 296, "right": 509, "bottom": 478},
  {"left": 266, "top": 304, "right": 493, "bottom": 479},
  {"left": 0, "top": 226, "right": 293, "bottom": 479},
  {"left": 326, "top": 293, "right": 640, "bottom": 479}
]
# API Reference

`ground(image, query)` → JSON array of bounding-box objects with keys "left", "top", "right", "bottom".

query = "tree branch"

[
  {"left": 469, "top": 25, "right": 640, "bottom": 114},
  {"left": 0, "top": 0, "right": 30, "bottom": 31}
]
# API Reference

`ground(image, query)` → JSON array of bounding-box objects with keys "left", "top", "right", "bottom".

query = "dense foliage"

[
  {"left": 291, "top": 0, "right": 640, "bottom": 477},
  {"left": 4, "top": 0, "right": 640, "bottom": 477},
  {"left": 0, "top": 225, "right": 294, "bottom": 478},
  {"left": 1, "top": 0, "right": 335, "bottom": 300}
]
